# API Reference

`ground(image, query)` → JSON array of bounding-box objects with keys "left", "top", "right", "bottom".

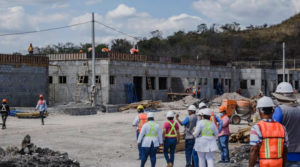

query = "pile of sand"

[
  {"left": 211, "top": 92, "right": 249, "bottom": 104},
  {"left": 163, "top": 95, "right": 200, "bottom": 110}
]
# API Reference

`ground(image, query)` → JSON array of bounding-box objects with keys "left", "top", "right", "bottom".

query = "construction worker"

[
  {"left": 199, "top": 102, "right": 223, "bottom": 133},
  {"left": 176, "top": 105, "right": 197, "bottom": 167},
  {"left": 35, "top": 94, "right": 47, "bottom": 125},
  {"left": 28, "top": 43, "right": 33, "bottom": 55},
  {"left": 272, "top": 82, "right": 300, "bottom": 166},
  {"left": 1, "top": 99, "right": 10, "bottom": 129},
  {"left": 137, "top": 112, "right": 163, "bottom": 167},
  {"left": 249, "top": 96, "right": 288, "bottom": 167},
  {"left": 193, "top": 108, "right": 219, "bottom": 167},
  {"left": 197, "top": 85, "right": 201, "bottom": 99},
  {"left": 132, "top": 105, "right": 147, "bottom": 160},
  {"left": 163, "top": 111, "right": 180, "bottom": 167},
  {"left": 217, "top": 106, "right": 230, "bottom": 163}
]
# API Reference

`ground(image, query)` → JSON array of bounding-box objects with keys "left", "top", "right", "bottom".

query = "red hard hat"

[
  {"left": 39, "top": 94, "right": 43, "bottom": 98},
  {"left": 2, "top": 99, "right": 7, "bottom": 103}
]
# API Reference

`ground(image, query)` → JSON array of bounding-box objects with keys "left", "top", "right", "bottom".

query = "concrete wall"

[{"left": 0, "top": 64, "right": 48, "bottom": 107}]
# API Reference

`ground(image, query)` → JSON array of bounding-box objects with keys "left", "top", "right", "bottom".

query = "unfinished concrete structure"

[
  {"left": 0, "top": 54, "right": 49, "bottom": 107},
  {"left": 48, "top": 53, "right": 300, "bottom": 105}
]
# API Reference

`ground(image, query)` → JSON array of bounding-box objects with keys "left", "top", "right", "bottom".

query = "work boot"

[{"left": 167, "top": 162, "right": 173, "bottom": 167}]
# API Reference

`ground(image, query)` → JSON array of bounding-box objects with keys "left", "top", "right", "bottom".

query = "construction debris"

[
  {"left": 0, "top": 135, "right": 80, "bottom": 167},
  {"left": 163, "top": 95, "right": 200, "bottom": 110},
  {"left": 211, "top": 92, "right": 249, "bottom": 104},
  {"left": 118, "top": 100, "right": 162, "bottom": 112},
  {"left": 229, "top": 126, "right": 251, "bottom": 143},
  {"left": 230, "top": 144, "right": 251, "bottom": 165}
]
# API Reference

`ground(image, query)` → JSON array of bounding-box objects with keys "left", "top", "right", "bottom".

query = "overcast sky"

[{"left": 0, "top": 0, "right": 299, "bottom": 53}]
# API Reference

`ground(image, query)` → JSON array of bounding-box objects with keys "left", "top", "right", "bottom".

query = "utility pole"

[
  {"left": 91, "top": 12, "right": 96, "bottom": 107},
  {"left": 283, "top": 42, "right": 285, "bottom": 82}
]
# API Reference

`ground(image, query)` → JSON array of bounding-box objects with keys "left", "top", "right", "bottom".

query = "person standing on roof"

[
  {"left": 163, "top": 111, "right": 180, "bottom": 167},
  {"left": 138, "top": 112, "right": 163, "bottom": 167},
  {"left": 193, "top": 108, "right": 219, "bottom": 167},
  {"left": 176, "top": 105, "right": 197, "bottom": 167},
  {"left": 35, "top": 94, "right": 47, "bottom": 125},
  {"left": 272, "top": 82, "right": 300, "bottom": 166},
  {"left": 132, "top": 105, "right": 147, "bottom": 160},
  {"left": 217, "top": 106, "right": 230, "bottom": 163},
  {"left": 1, "top": 99, "right": 10, "bottom": 129},
  {"left": 249, "top": 96, "right": 288, "bottom": 167}
]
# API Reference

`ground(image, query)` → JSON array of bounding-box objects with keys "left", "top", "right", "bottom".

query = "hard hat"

[
  {"left": 147, "top": 112, "right": 154, "bottom": 118},
  {"left": 201, "top": 108, "right": 211, "bottom": 116},
  {"left": 256, "top": 96, "right": 275, "bottom": 108},
  {"left": 187, "top": 105, "right": 197, "bottom": 112},
  {"left": 275, "top": 82, "right": 294, "bottom": 93},
  {"left": 196, "top": 110, "right": 203, "bottom": 116},
  {"left": 137, "top": 105, "right": 144, "bottom": 111},
  {"left": 166, "top": 111, "right": 175, "bottom": 118},
  {"left": 39, "top": 94, "right": 43, "bottom": 98},
  {"left": 198, "top": 102, "right": 207, "bottom": 109},
  {"left": 2, "top": 99, "right": 7, "bottom": 103},
  {"left": 219, "top": 105, "right": 227, "bottom": 112}
]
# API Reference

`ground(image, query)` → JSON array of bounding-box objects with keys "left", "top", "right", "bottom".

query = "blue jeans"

[
  {"left": 192, "top": 149, "right": 198, "bottom": 167},
  {"left": 141, "top": 142, "right": 158, "bottom": 167},
  {"left": 185, "top": 139, "right": 195, "bottom": 166},
  {"left": 218, "top": 135, "right": 229, "bottom": 161},
  {"left": 137, "top": 130, "right": 142, "bottom": 159},
  {"left": 163, "top": 138, "right": 177, "bottom": 164}
]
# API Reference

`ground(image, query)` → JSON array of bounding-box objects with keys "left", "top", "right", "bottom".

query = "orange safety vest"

[
  {"left": 257, "top": 121, "right": 285, "bottom": 167},
  {"left": 138, "top": 113, "right": 147, "bottom": 132},
  {"left": 210, "top": 112, "right": 217, "bottom": 127}
]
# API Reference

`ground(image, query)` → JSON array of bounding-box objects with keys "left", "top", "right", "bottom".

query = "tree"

[
  {"left": 111, "top": 39, "right": 133, "bottom": 53},
  {"left": 150, "top": 30, "right": 162, "bottom": 39},
  {"left": 197, "top": 23, "right": 208, "bottom": 33}
]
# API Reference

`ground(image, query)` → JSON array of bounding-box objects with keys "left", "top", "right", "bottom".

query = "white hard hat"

[
  {"left": 166, "top": 111, "right": 175, "bottom": 118},
  {"left": 196, "top": 110, "right": 203, "bottom": 116},
  {"left": 198, "top": 102, "right": 207, "bottom": 109},
  {"left": 201, "top": 108, "right": 211, "bottom": 116},
  {"left": 276, "top": 82, "right": 294, "bottom": 93},
  {"left": 256, "top": 96, "right": 275, "bottom": 108},
  {"left": 187, "top": 105, "right": 197, "bottom": 111},
  {"left": 147, "top": 112, "right": 154, "bottom": 118}
]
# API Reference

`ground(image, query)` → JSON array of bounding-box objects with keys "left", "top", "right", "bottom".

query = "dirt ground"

[{"left": 0, "top": 109, "right": 248, "bottom": 167}]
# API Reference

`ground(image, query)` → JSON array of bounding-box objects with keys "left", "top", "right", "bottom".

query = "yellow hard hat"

[{"left": 137, "top": 105, "right": 144, "bottom": 111}]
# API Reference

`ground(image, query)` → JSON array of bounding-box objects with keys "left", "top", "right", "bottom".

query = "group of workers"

[
  {"left": 0, "top": 94, "right": 47, "bottom": 129},
  {"left": 133, "top": 81, "right": 300, "bottom": 167}
]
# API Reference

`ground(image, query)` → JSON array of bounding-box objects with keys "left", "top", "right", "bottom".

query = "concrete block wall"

[{"left": 0, "top": 64, "right": 48, "bottom": 107}]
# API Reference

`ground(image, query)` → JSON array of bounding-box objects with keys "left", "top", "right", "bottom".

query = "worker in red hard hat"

[
  {"left": 1, "top": 99, "right": 10, "bottom": 129},
  {"left": 35, "top": 94, "right": 47, "bottom": 125}
]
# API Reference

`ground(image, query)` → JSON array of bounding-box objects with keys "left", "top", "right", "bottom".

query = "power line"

[
  {"left": 0, "top": 21, "right": 91, "bottom": 37},
  {"left": 95, "top": 20, "right": 139, "bottom": 40}
]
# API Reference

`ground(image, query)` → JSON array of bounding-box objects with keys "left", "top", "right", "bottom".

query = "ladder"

[
  {"left": 145, "top": 69, "right": 153, "bottom": 100},
  {"left": 74, "top": 62, "right": 89, "bottom": 102}
]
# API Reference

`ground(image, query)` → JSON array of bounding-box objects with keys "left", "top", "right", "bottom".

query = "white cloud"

[
  {"left": 106, "top": 4, "right": 136, "bottom": 19},
  {"left": 85, "top": 0, "right": 102, "bottom": 5},
  {"left": 193, "top": 0, "right": 300, "bottom": 26}
]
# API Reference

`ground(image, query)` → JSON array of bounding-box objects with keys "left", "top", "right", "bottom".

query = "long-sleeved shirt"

[
  {"left": 1, "top": 103, "right": 10, "bottom": 114},
  {"left": 137, "top": 121, "right": 163, "bottom": 147},
  {"left": 36, "top": 100, "right": 47, "bottom": 112},
  {"left": 193, "top": 119, "right": 219, "bottom": 152},
  {"left": 218, "top": 115, "right": 230, "bottom": 136},
  {"left": 132, "top": 115, "right": 139, "bottom": 130}
]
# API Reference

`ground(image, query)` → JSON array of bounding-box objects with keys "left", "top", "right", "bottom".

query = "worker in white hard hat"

[
  {"left": 176, "top": 105, "right": 198, "bottom": 167},
  {"left": 137, "top": 112, "right": 163, "bottom": 167},
  {"left": 198, "top": 102, "right": 207, "bottom": 109},
  {"left": 272, "top": 82, "right": 300, "bottom": 166},
  {"left": 249, "top": 96, "right": 288, "bottom": 167},
  {"left": 193, "top": 108, "right": 219, "bottom": 167},
  {"left": 163, "top": 111, "right": 180, "bottom": 167}
]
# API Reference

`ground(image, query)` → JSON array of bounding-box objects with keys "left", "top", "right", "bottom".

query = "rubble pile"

[
  {"left": 163, "top": 95, "right": 200, "bottom": 110},
  {"left": 211, "top": 92, "right": 249, "bottom": 104},
  {"left": 230, "top": 144, "right": 251, "bottom": 166},
  {"left": 0, "top": 135, "right": 80, "bottom": 167}
]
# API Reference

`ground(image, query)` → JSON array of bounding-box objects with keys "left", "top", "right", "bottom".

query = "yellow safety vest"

[
  {"left": 165, "top": 121, "right": 177, "bottom": 137},
  {"left": 145, "top": 122, "right": 157, "bottom": 137},
  {"left": 201, "top": 120, "right": 213, "bottom": 137}
]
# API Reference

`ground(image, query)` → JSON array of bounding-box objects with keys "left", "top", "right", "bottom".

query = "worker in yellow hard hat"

[{"left": 132, "top": 105, "right": 147, "bottom": 160}]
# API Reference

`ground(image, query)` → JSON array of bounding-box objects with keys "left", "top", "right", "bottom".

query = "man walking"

[
  {"left": 35, "top": 94, "right": 47, "bottom": 125},
  {"left": 138, "top": 112, "right": 163, "bottom": 167},
  {"left": 272, "top": 82, "right": 300, "bottom": 166},
  {"left": 1, "top": 99, "right": 10, "bottom": 129},
  {"left": 249, "top": 96, "right": 288, "bottom": 167},
  {"left": 163, "top": 111, "right": 180, "bottom": 167},
  {"left": 132, "top": 105, "right": 147, "bottom": 160},
  {"left": 218, "top": 106, "right": 230, "bottom": 163},
  {"left": 176, "top": 105, "right": 198, "bottom": 167}
]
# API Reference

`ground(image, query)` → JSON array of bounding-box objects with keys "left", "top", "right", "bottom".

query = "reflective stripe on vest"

[
  {"left": 201, "top": 120, "right": 213, "bottom": 137},
  {"left": 165, "top": 121, "right": 177, "bottom": 137},
  {"left": 210, "top": 112, "right": 217, "bottom": 127},
  {"left": 257, "top": 121, "right": 285, "bottom": 167},
  {"left": 138, "top": 113, "right": 147, "bottom": 132},
  {"left": 145, "top": 122, "right": 157, "bottom": 137}
]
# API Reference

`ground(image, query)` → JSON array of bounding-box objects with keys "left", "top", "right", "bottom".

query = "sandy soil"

[{"left": 0, "top": 109, "right": 248, "bottom": 167}]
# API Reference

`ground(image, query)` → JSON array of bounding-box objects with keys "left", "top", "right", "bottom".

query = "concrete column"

[
  {"left": 167, "top": 77, "right": 171, "bottom": 90},
  {"left": 142, "top": 76, "right": 146, "bottom": 100}
]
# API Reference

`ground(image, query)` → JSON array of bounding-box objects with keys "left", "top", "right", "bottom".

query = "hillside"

[{"left": 137, "top": 13, "right": 300, "bottom": 62}]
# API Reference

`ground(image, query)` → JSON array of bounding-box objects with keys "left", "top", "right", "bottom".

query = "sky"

[{"left": 0, "top": 0, "right": 300, "bottom": 53}]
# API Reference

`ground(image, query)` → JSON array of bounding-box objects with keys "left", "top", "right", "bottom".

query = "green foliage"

[{"left": 111, "top": 39, "right": 133, "bottom": 53}]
